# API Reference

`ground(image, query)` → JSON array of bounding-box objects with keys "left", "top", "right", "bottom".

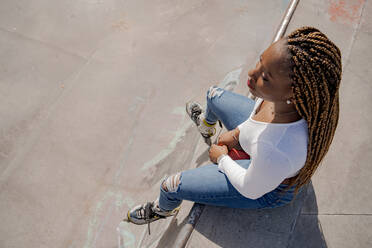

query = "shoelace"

[
  {"left": 136, "top": 202, "right": 166, "bottom": 235},
  {"left": 144, "top": 202, "right": 152, "bottom": 235},
  {"left": 190, "top": 105, "right": 202, "bottom": 125}
]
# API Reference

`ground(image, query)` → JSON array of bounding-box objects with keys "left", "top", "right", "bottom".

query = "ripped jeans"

[{"left": 158, "top": 86, "right": 299, "bottom": 211}]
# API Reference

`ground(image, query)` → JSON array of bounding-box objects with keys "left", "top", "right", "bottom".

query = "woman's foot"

[
  {"left": 124, "top": 199, "right": 180, "bottom": 234},
  {"left": 186, "top": 101, "right": 216, "bottom": 145}
]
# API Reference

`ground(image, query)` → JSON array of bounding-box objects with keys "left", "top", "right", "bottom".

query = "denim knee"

[
  {"left": 206, "top": 86, "right": 224, "bottom": 102},
  {"left": 159, "top": 173, "right": 183, "bottom": 211},
  {"left": 161, "top": 173, "right": 182, "bottom": 193}
]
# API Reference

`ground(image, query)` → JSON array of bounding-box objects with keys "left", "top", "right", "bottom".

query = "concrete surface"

[
  {"left": 186, "top": 0, "right": 372, "bottom": 248},
  {"left": 0, "top": 0, "right": 371, "bottom": 248}
]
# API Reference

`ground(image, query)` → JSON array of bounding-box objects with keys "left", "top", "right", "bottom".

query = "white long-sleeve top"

[{"left": 218, "top": 97, "right": 308, "bottom": 199}]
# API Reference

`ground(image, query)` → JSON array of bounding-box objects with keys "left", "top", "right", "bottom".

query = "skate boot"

[
  {"left": 124, "top": 198, "right": 180, "bottom": 235},
  {"left": 186, "top": 101, "right": 216, "bottom": 146}
]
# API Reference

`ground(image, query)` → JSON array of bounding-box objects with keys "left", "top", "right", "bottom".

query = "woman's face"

[{"left": 247, "top": 39, "right": 293, "bottom": 102}]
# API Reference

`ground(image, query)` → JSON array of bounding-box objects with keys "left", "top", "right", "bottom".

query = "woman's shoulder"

[
  {"left": 252, "top": 119, "right": 307, "bottom": 144},
  {"left": 255, "top": 123, "right": 308, "bottom": 155},
  {"left": 276, "top": 125, "right": 308, "bottom": 166}
]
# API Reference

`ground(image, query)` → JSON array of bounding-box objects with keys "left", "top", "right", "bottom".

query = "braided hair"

[{"left": 285, "top": 26, "right": 342, "bottom": 194}]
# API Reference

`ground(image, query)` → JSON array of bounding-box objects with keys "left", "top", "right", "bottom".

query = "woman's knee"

[
  {"left": 206, "top": 86, "right": 225, "bottom": 103},
  {"left": 161, "top": 173, "right": 181, "bottom": 193}
]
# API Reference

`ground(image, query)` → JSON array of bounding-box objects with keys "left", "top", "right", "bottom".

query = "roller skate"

[
  {"left": 123, "top": 198, "right": 180, "bottom": 235},
  {"left": 186, "top": 101, "right": 217, "bottom": 146}
]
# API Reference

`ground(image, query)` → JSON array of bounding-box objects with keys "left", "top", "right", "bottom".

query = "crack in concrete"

[
  {"left": 342, "top": 0, "right": 367, "bottom": 69},
  {"left": 302, "top": 213, "right": 372, "bottom": 216},
  {"left": 0, "top": 26, "right": 89, "bottom": 61}
]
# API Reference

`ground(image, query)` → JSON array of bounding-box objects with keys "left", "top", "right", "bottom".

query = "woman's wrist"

[
  {"left": 217, "top": 154, "right": 228, "bottom": 164},
  {"left": 233, "top": 128, "right": 240, "bottom": 141},
  {"left": 231, "top": 128, "right": 241, "bottom": 149},
  {"left": 232, "top": 133, "right": 238, "bottom": 142}
]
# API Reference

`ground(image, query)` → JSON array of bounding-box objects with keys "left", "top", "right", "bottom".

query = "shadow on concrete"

[
  {"left": 156, "top": 215, "right": 190, "bottom": 247},
  {"left": 191, "top": 181, "right": 327, "bottom": 248},
  {"left": 287, "top": 181, "right": 328, "bottom": 248},
  {"left": 194, "top": 148, "right": 210, "bottom": 168},
  {"left": 141, "top": 126, "right": 200, "bottom": 187}
]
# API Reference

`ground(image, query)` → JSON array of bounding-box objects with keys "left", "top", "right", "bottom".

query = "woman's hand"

[
  {"left": 217, "top": 128, "right": 240, "bottom": 150},
  {"left": 209, "top": 144, "right": 228, "bottom": 164}
]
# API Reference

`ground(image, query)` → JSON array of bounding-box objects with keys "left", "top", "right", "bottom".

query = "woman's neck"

[
  {"left": 271, "top": 100, "right": 298, "bottom": 115},
  {"left": 264, "top": 100, "right": 302, "bottom": 121}
]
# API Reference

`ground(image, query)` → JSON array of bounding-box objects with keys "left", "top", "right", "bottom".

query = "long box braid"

[{"left": 285, "top": 26, "right": 342, "bottom": 194}]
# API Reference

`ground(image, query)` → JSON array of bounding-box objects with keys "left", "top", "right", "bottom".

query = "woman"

[{"left": 125, "top": 27, "right": 342, "bottom": 229}]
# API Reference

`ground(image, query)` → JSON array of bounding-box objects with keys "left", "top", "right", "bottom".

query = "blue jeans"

[{"left": 158, "top": 87, "right": 298, "bottom": 211}]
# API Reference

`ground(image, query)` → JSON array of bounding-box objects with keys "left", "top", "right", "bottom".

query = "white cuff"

[
  {"left": 217, "top": 154, "right": 229, "bottom": 172},
  {"left": 217, "top": 154, "right": 228, "bottom": 164}
]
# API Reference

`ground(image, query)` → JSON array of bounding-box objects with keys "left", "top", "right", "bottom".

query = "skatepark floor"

[{"left": 0, "top": 0, "right": 371, "bottom": 247}]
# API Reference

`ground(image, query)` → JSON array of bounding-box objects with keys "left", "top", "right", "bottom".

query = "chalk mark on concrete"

[
  {"left": 83, "top": 91, "right": 150, "bottom": 248},
  {"left": 140, "top": 67, "right": 242, "bottom": 172}
]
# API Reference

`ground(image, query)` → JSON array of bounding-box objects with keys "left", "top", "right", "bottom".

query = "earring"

[{"left": 286, "top": 99, "right": 291, "bottom": 104}]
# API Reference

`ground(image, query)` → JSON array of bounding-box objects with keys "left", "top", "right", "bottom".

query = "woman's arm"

[
  {"left": 218, "top": 128, "right": 242, "bottom": 150},
  {"left": 218, "top": 142, "right": 292, "bottom": 199}
]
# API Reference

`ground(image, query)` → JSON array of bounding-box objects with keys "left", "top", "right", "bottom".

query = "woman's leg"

[
  {"left": 158, "top": 160, "right": 296, "bottom": 211},
  {"left": 158, "top": 89, "right": 262, "bottom": 210},
  {"left": 204, "top": 86, "right": 256, "bottom": 130}
]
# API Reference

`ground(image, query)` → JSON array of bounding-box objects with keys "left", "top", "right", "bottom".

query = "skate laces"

[
  {"left": 186, "top": 101, "right": 218, "bottom": 144},
  {"left": 128, "top": 201, "right": 180, "bottom": 235},
  {"left": 137, "top": 201, "right": 166, "bottom": 235},
  {"left": 136, "top": 202, "right": 166, "bottom": 220},
  {"left": 190, "top": 104, "right": 202, "bottom": 126}
]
